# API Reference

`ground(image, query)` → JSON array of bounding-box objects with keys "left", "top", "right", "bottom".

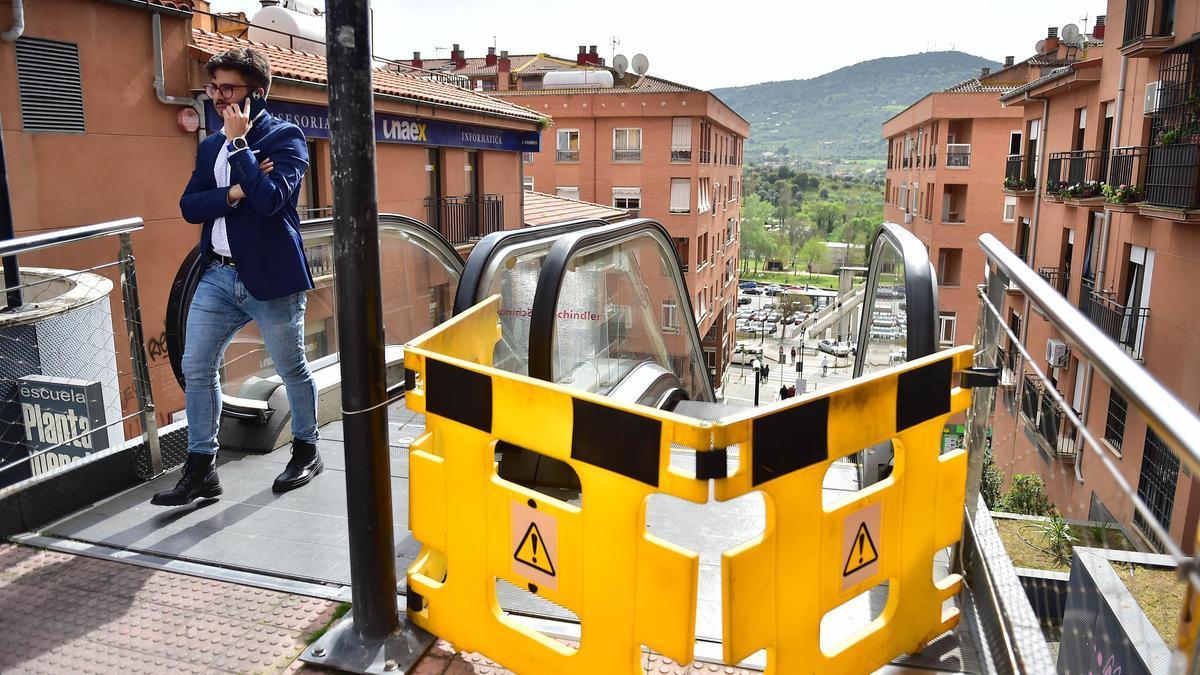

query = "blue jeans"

[{"left": 182, "top": 261, "right": 318, "bottom": 455}]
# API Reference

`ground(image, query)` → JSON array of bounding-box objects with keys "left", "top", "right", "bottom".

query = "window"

[
  {"left": 556, "top": 186, "right": 580, "bottom": 200},
  {"left": 698, "top": 178, "right": 712, "bottom": 213},
  {"left": 1016, "top": 218, "right": 1031, "bottom": 262},
  {"left": 1073, "top": 107, "right": 1087, "bottom": 151},
  {"left": 899, "top": 184, "right": 909, "bottom": 212},
  {"left": 673, "top": 237, "right": 690, "bottom": 272},
  {"left": 556, "top": 129, "right": 580, "bottom": 162},
  {"left": 1134, "top": 427, "right": 1180, "bottom": 550},
  {"left": 938, "top": 312, "right": 957, "bottom": 347},
  {"left": 937, "top": 248, "right": 962, "bottom": 286},
  {"left": 696, "top": 290, "right": 706, "bottom": 319},
  {"left": 612, "top": 187, "right": 641, "bottom": 217},
  {"left": 1104, "top": 389, "right": 1128, "bottom": 452},
  {"left": 670, "top": 178, "right": 691, "bottom": 213},
  {"left": 613, "top": 128, "right": 642, "bottom": 162},
  {"left": 1002, "top": 196, "right": 1017, "bottom": 223},
  {"left": 15, "top": 37, "right": 85, "bottom": 133},
  {"left": 522, "top": 152, "right": 535, "bottom": 164},
  {"left": 671, "top": 118, "right": 693, "bottom": 162},
  {"left": 661, "top": 299, "right": 680, "bottom": 333},
  {"left": 523, "top": 176, "right": 534, "bottom": 191}
]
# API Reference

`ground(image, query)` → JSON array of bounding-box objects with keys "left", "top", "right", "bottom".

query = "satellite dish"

[
  {"left": 1061, "top": 23, "right": 1081, "bottom": 44},
  {"left": 613, "top": 54, "right": 628, "bottom": 76},
  {"left": 1036, "top": 39, "right": 1046, "bottom": 52},
  {"left": 631, "top": 53, "right": 649, "bottom": 76}
]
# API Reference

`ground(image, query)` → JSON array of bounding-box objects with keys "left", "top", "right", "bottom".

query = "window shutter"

[
  {"left": 670, "top": 179, "right": 691, "bottom": 212},
  {"left": 671, "top": 118, "right": 692, "bottom": 150}
]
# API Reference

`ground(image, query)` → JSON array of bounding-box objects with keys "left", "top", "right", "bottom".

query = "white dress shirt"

[{"left": 211, "top": 110, "right": 266, "bottom": 257}]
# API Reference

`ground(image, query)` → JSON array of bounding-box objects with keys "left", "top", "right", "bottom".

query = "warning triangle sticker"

[
  {"left": 843, "top": 522, "right": 879, "bottom": 576},
  {"left": 514, "top": 522, "right": 556, "bottom": 577}
]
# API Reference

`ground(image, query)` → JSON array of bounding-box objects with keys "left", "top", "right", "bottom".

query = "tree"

[
  {"left": 798, "top": 237, "right": 829, "bottom": 284},
  {"left": 740, "top": 220, "right": 773, "bottom": 275}
]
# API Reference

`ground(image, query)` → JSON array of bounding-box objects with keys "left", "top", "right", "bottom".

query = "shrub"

[
  {"left": 999, "top": 473, "right": 1051, "bottom": 516},
  {"left": 1102, "top": 182, "right": 1142, "bottom": 204},
  {"left": 1038, "top": 513, "right": 1077, "bottom": 563},
  {"left": 981, "top": 448, "right": 1004, "bottom": 509}
]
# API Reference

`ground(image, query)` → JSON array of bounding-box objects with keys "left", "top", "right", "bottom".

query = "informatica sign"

[{"left": 204, "top": 100, "right": 540, "bottom": 152}]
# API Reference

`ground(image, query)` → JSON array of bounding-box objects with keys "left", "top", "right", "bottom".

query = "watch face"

[{"left": 235, "top": 138, "right": 248, "bottom": 149}]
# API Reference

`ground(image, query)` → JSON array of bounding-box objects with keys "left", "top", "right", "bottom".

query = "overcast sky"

[{"left": 211, "top": 0, "right": 1108, "bottom": 90}]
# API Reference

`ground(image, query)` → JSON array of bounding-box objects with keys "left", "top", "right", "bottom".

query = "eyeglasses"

[{"left": 204, "top": 83, "right": 251, "bottom": 100}]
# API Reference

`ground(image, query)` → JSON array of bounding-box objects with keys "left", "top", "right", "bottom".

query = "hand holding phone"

[{"left": 222, "top": 98, "right": 252, "bottom": 139}]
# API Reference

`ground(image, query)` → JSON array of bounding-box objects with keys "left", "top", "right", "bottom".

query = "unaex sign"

[{"left": 204, "top": 100, "right": 540, "bottom": 152}]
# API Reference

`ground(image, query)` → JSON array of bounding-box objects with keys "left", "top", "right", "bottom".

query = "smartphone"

[{"left": 243, "top": 91, "right": 265, "bottom": 118}]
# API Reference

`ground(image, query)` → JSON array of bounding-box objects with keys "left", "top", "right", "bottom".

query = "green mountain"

[{"left": 713, "top": 51, "right": 1003, "bottom": 161}]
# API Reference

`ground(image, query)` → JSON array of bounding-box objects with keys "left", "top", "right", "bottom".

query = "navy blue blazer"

[{"left": 179, "top": 110, "right": 313, "bottom": 301}]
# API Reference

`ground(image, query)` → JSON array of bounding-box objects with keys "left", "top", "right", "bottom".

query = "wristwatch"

[{"left": 228, "top": 136, "right": 248, "bottom": 153}]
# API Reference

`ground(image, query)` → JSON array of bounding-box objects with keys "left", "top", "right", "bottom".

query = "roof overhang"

[{"left": 1000, "top": 61, "right": 1101, "bottom": 106}]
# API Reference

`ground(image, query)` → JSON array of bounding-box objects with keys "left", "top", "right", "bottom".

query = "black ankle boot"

[
  {"left": 273, "top": 439, "right": 323, "bottom": 493},
  {"left": 150, "top": 453, "right": 222, "bottom": 506}
]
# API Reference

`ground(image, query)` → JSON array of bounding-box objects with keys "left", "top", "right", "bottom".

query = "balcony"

[
  {"left": 1106, "top": 146, "right": 1149, "bottom": 209},
  {"left": 1120, "top": 0, "right": 1175, "bottom": 57},
  {"left": 1079, "top": 277, "right": 1149, "bottom": 361},
  {"left": 613, "top": 149, "right": 642, "bottom": 163},
  {"left": 945, "top": 144, "right": 971, "bottom": 168},
  {"left": 1020, "top": 373, "right": 1078, "bottom": 462},
  {"left": 425, "top": 194, "right": 504, "bottom": 245},
  {"left": 556, "top": 149, "right": 579, "bottom": 163},
  {"left": 1037, "top": 266, "right": 1070, "bottom": 296},
  {"left": 1003, "top": 154, "right": 1035, "bottom": 193},
  {"left": 1145, "top": 142, "right": 1200, "bottom": 213},
  {"left": 1045, "top": 151, "right": 1107, "bottom": 201},
  {"left": 671, "top": 149, "right": 692, "bottom": 163}
]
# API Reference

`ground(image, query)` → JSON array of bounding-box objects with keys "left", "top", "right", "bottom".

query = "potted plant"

[
  {"left": 1157, "top": 128, "right": 1183, "bottom": 145},
  {"left": 1046, "top": 179, "right": 1068, "bottom": 195},
  {"left": 1005, "top": 176, "right": 1032, "bottom": 191},
  {"left": 1102, "top": 182, "right": 1143, "bottom": 204}
]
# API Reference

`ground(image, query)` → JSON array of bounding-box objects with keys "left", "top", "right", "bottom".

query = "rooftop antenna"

[
  {"left": 434, "top": 45, "right": 448, "bottom": 57},
  {"left": 609, "top": 35, "right": 620, "bottom": 61}
]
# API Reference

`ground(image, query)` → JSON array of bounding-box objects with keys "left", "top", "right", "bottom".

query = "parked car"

[
  {"left": 764, "top": 284, "right": 783, "bottom": 296},
  {"left": 818, "top": 339, "right": 852, "bottom": 357},
  {"left": 792, "top": 314, "right": 807, "bottom": 325},
  {"left": 738, "top": 296, "right": 752, "bottom": 305},
  {"left": 730, "top": 344, "right": 764, "bottom": 365},
  {"left": 743, "top": 287, "right": 762, "bottom": 295},
  {"left": 767, "top": 312, "right": 781, "bottom": 323},
  {"left": 739, "top": 281, "right": 757, "bottom": 289}
]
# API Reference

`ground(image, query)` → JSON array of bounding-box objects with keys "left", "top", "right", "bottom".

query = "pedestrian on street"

[
  {"left": 154, "top": 48, "right": 322, "bottom": 506},
  {"left": 788, "top": 385, "right": 796, "bottom": 398},
  {"left": 779, "top": 384, "right": 789, "bottom": 401},
  {"left": 822, "top": 357, "right": 829, "bottom": 377},
  {"left": 790, "top": 346, "right": 797, "bottom": 363},
  {"left": 779, "top": 345, "right": 785, "bottom": 364}
]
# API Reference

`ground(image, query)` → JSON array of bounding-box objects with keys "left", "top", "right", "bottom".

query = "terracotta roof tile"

[
  {"left": 942, "top": 77, "right": 1017, "bottom": 94},
  {"left": 523, "top": 191, "right": 628, "bottom": 226},
  {"left": 190, "top": 29, "right": 544, "bottom": 123}
]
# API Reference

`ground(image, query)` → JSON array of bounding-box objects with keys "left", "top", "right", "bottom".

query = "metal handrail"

[
  {"left": 978, "top": 233, "right": 1200, "bottom": 473},
  {"left": 0, "top": 218, "right": 143, "bottom": 258}
]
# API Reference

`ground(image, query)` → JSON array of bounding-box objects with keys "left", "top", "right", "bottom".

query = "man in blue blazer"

[{"left": 153, "top": 48, "right": 322, "bottom": 505}]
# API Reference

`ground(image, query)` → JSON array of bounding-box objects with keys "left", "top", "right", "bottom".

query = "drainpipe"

[
  {"left": 1, "top": 0, "right": 24, "bottom": 42},
  {"left": 151, "top": 13, "right": 206, "bottom": 138},
  {"left": 1076, "top": 54, "right": 1129, "bottom": 483}
]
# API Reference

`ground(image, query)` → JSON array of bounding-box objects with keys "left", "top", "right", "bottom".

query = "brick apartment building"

[
  {"left": 986, "top": 1, "right": 1200, "bottom": 553},
  {"left": 402, "top": 46, "right": 751, "bottom": 387},
  {"left": 0, "top": 0, "right": 542, "bottom": 459}
]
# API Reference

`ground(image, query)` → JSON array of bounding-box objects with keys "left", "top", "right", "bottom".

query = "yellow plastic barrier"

[
  {"left": 713, "top": 347, "right": 973, "bottom": 673},
  {"left": 404, "top": 295, "right": 975, "bottom": 674}
]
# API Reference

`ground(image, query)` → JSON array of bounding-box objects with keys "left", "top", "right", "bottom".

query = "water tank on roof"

[
  {"left": 542, "top": 70, "right": 614, "bottom": 89},
  {"left": 249, "top": 5, "right": 326, "bottom": 56}
]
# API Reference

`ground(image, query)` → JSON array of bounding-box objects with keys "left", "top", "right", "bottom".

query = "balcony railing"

[
  {"left": 613, "top": 149, "right": 642, "bottom": 162},
  {"left": 946, "top": 144, "right": 971, "bottom": 167},
  {"left": 1107, "top": 146, "right": 1150, "bottom": 204},
  {"left": 1004, "top": 154, "right": 1035, "bottom": 190},
  {"left": 1046, "top": 150, "right": 1108, "bottom": 196},
  {"left": 1037, "top": 266, "right": 1070, "bottom": 296},
  {"left": 556, "top": 149, "right": 580, "bottom": 162},
  {"left": 1123, "top": 0, "right": 1150, "bottom": 45},
  {"left": 699, "top": 150, "right": 711, "bottom": 164},
  {"left": 424, "top": 194, "right": 504, "bottom": 245},
  {"left": 671, "top": 149, "right": 692, "bottom": 163},
  {"left": 1146, "top": 142, "right": 1200, "bottom": 209},
  {"left": 1019, "top": 372, "right": 1078, "bottom": 461},
  {"left": 1079, "top": 277, "right": 1149, "bottom": 361}
]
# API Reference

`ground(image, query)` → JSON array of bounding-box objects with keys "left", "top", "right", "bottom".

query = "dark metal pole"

[
  {"left": 0, "top": 116, "right": 24, "bottom": 310},
  {"left": 753, "top": 364, "right": 760, "bottom": 406},
  {"left": 303, "top": 2, "right": 433, "bottom": 671},
  {"left": 326, "top": 0, "right": 397, "bottom": 642}
]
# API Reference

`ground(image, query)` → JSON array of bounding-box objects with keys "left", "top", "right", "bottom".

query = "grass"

[
  {"left": 1108, "top": 561, "right": 1188, "bottom": 644},
  {"left": 306, "top": 602, "right": 352, "bottom": 644},
  {"left": 739, "top": 270, "right": 868, "bottom": 290},
  {"left": 993, "top": 517, "right": 1133, "bottom": 572}
]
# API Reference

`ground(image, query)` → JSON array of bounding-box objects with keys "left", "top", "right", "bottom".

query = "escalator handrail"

[
  {"left": 452, "top": 218, "right": 612, "bottom": 315},
  {"left": 853, "top": 222, "right": 939, "bottom": 378},
  {"left": 527, "top": 217, "right": 717, "bottom": 402},
  {"left": 165, "top": 213, "right": 463, "bottom": 394}
]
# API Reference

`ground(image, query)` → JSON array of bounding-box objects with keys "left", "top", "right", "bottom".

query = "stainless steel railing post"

[{"left": 119, "top": 231, "right": 162, "bottom": 477}]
